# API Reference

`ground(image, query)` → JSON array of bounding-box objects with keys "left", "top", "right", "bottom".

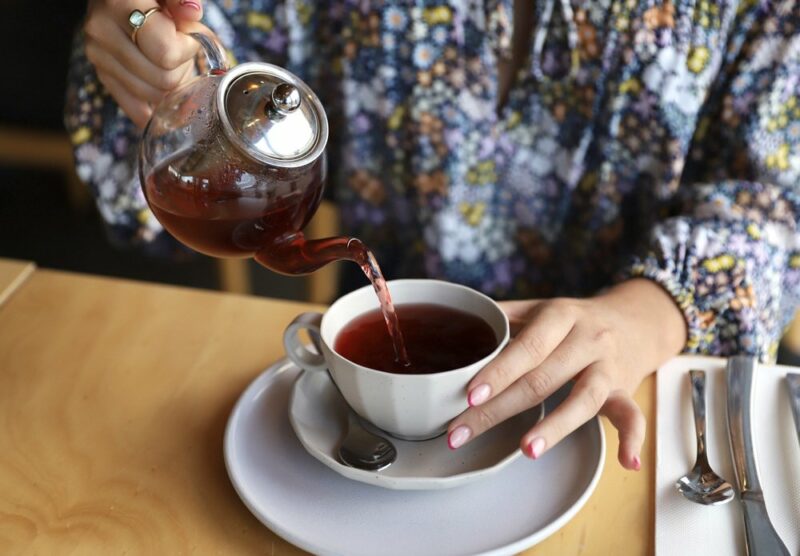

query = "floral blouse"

[{"left": 65, "top": 0, "right": 800, "bottom": 361}]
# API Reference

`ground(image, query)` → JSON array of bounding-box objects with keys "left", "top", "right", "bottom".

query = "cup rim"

[{"left": 320, "top": 279, "right": 510, "bottom": 378}]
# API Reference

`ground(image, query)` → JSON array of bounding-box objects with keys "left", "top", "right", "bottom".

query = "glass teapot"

[{"left": 139, "top": 34, "right": 364, "bottom": 275}]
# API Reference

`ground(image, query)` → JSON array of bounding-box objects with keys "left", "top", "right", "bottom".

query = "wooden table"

[
  {"left": 0, "top": 258, "right": 35, "bottom": 307},
  {"left": 0, "top": 265, "right": 654, "bottom": 554}
]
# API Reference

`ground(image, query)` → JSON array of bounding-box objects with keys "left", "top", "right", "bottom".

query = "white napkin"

[{"left": 656, "top": 356, "right": 800, "bottom": 555}]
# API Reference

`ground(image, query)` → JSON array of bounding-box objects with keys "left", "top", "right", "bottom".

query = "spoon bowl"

[
  {"left": 676, "top": 465, "right": 735, "bottom": 506},
  {"left": 338, "top": 410, "right": 397, "bottom": 471}
]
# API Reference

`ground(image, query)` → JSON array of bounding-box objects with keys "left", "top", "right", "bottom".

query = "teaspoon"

[
  {"left": 675, "top": 369, "right": 735, "bottom": 506},
  {"left": 338, "top": 409, "right": 398, "bottom": 471}
]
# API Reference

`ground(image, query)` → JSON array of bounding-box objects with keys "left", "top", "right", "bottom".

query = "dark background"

[{"left": 0, "top": 0, "right": 305, "bottom": 300}]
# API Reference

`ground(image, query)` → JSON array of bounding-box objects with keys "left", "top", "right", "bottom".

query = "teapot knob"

[{"left": 271, "top": 83, "right": 301, "bottom": 116}]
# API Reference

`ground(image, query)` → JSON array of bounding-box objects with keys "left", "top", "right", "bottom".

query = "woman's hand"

[
  {"left": 83, "top": 0, "right": 209, "bottom": 128},
  {"left": 447, "top": 278, "right": 687, "bottom": 469}
]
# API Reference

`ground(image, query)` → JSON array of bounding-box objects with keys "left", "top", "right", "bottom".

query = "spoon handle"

[{"left": 689, "top": 370, "right": 708, "bottom": 463}]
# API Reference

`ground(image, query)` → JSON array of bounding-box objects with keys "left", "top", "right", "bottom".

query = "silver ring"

[{"left": 128, "top": 7, "right": 161, "bottom": 45}]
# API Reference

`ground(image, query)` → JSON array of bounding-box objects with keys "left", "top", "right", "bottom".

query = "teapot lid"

[{"left": 217, "top": 63, "right": 328, "bottom": 168}]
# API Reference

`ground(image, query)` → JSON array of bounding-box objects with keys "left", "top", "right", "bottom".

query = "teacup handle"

[{"left": 283, "top": 312, "right": 327, "bottom": 372}]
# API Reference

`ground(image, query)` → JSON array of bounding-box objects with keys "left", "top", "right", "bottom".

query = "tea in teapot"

[{"left": 139, "top": 34, "right": 409, "bottom": 365}]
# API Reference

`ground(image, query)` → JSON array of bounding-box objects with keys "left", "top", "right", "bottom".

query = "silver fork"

[{"left": 675, "top": 369, "right": 735, "bottom": 505}]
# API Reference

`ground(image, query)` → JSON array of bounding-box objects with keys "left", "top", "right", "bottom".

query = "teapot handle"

[{"left": 190, "top": 32, "right": 228, "bottom": 74}]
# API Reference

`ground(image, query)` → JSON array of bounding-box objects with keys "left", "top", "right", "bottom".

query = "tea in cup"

[{"left": 283, "top": 279, "right": 510, "bottom": 440}]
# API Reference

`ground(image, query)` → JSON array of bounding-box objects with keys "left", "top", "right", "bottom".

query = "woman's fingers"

[
  {"left": 448, "top": 331, "right": 599, "bottom": 448},
  {"left": 99, "top": 19, "right": 198, "bottom": 93},
  {"left": 120, "top": 8, "right": 200, "bottom": 71},
  {"left": 499, "top": 299, "right": 544, "bottom": 336},
  {"left": 450, "top": 344, "right": 646, "bottom": 471},
  {"left": 84, "top": 0, "right": 211, "bottom": 122},
  {"left": 602, "top": 392, "right": 646, "bottom": 470},
  {"left": 519, "top": 362, "right": 611, "bottom": 459},
  {"left": 448, "top": 377, "right": 542, "bottom": 449},
  {"left": 96, "top": 73, "right": 152, "bottom": 128},
  {"left": 85, "top": 41, "right": 166, "bottom": 104},
  {"left": 446, "top": 285, "right": 666, "bottom": 471},
  {"left": 466, "top": 300, "right": 576, "bottom": 407}
]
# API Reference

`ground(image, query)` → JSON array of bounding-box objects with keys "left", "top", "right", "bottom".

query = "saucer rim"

[
  {"left": 288, "top": 367, "right": 547, "bottom": 490},
  {"left": 223, "top": 360, "right": 323, "bottom": 555}
]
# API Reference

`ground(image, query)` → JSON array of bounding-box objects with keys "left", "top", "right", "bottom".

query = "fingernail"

[
  {"left": 448, "top": 426, "right": 471, "bottom": 450},
  {"left": 526, "top": 437, "right": 546, "bottom": 459},
  {"left": 468, "top": 384, "right": 491, "bottom": 407},
  {"left": 632, "top": 455, "right": 641, "bottom": 471},
  {"left": 180, "top": 0, "right": 201, "bottom": 11}
]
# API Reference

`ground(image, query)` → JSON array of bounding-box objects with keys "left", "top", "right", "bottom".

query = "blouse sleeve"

[{"left": 619, "top": 8, "right": 800, "bottom": 362}]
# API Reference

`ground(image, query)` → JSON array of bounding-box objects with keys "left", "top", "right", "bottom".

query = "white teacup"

[{"left": 283, "top": 279, "right": 510, "bottom": 440}]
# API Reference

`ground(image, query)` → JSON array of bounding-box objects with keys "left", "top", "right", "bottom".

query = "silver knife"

[
  {"left": 726, "top": 356, "right": 789, "bottom": 556},
  {"left": 787, "top": 373, "right": 800, "bottom": 449}
]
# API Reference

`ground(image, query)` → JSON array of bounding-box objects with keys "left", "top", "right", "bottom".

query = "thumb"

[{"left": 163, "top": 0, "right": 204, "bottom": 23}]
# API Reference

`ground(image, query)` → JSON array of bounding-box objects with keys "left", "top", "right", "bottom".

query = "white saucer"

[
  {"left": 289, "top": 368, "right": 545, "bottom": 490},
  {"left": 224, "top": 358, "right": 606, "bottom": 556}
]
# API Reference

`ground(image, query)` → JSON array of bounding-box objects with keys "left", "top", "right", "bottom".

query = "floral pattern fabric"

[{"left": 65, "top": 0, "right": 800, "bottom": 362}]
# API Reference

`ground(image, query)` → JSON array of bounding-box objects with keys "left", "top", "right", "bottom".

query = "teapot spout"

[{"left": 255, "top": 233, "right": 373, "bottom": 276}]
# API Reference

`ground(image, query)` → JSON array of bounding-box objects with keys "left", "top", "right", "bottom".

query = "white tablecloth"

[{"left": 656, "top": 356, "right": 800, "bottom": 555}]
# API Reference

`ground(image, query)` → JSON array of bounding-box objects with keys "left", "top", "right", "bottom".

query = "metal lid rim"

[{"left": 215, "top": 62, "right": 329, "bottom": 169}]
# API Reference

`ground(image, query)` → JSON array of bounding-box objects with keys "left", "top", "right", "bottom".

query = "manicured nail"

[
  {"left": 468, "top": 384, "right": 491, "bottom": 406},
  {"left": 527, "top": 437, "right": 546, "bottom": 459},
  {"left": 632, "top": 455, "right": 641, "bottom": 471},
  {"left": 180, "top": 0, "right": 201, "bottom": 11},
  {"left": 448, "top": 426, "right": 471, "bottom": 449}
]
